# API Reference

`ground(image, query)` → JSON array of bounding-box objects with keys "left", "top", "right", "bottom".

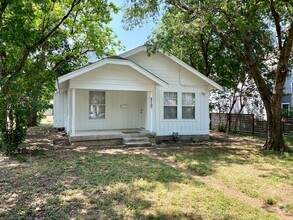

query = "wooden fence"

[{"left": 210, "top": 113, "right": 293, "bottom": 135}]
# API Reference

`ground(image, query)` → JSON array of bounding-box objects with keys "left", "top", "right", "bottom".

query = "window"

[
  {"left": 182, "top": 93, "right": 195, "bottom": 119},
  {"left": 282, "top": 103, "right": 290, "bottom": 112},
  {"left": 89, "top": 91, "right": 105, "bottom": 119},
  {"left": 164, "top": 92, "right": 177, "bottom": 119}
]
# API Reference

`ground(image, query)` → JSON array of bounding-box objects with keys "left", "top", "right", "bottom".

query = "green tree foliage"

[
  {"left": 125, "top": 1, "right": 260, "bottom": 133},
  {"left": 144, "top": 10, "right": 227, "bottom": 78},
  {"left": 0, "top": 84, "right": 33, "bottom": 155},
  {"left": 0, "top": 0, "right": 120, "bottom": 155},
  {"left": 124, "top": 0, "right": 293, "bottom": 152}
]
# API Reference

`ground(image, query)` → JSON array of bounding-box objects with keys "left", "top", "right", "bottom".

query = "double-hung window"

[
  {"left": 182, "top": 93, "right": 195, "bottom": 119},
  {"left": 164, "top": 92, "right": 177, "bottom": 119},
  {"left": 89, "top": 91, "right": 105, "bottom": 119}
]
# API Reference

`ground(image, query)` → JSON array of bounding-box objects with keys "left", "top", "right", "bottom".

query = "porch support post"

[
  {"left": 72, "top": 88, "right": 76, "bottom": 135},
  {"left": 67, "top": 90, "right": 70, "bottom": 132},
  {"left": 150, "top": 91, "right": 153, "bottom": 132}
]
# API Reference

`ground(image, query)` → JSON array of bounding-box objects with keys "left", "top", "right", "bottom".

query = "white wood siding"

[
  {"left": 154, "top": 85, "right": 209, "bottom": 136},
  {"left": 53, "top": 92, "right": 67, "bottom": 128},
  {"left": 129, "top": 51, "right": 210, "bottom": 136},
  {"left": 74, "top": 89, "right": 148, "bottom": 130},
  {"left": 128, "top": 52, "right": 208, "bottom": 86},
  {"left": 55, "top": 49, "right": 214, "bottom": 136},
  {"left": 70, "top": 64, "right": 156, "bottom": 91}
]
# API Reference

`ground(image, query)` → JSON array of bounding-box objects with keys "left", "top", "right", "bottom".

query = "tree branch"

[
  {"left": 207, "top": 41, "right": 224, "bottom": 77},
  {"left": 71, "top": 8, "right": 82, "bottom": 34},
  {"left": 32, "top": 0, "right": 82, "bottom": 49},
  {"left": 188, "top": 49, "right": 197, "bottom": 69},
  {"left": 242, "top": 30, "right": 272, "bottom": 105},
  {"left": 211, "top": 24, "right": 246, "bottom": 63},
  {"left": 11, "top": 0, "right": 82, "bottom": 77},
  {"left": 172, "top": 1, "right": 195, "bottom": 15},
  {"left": 0, "top": 0, "right": 8, "bottom": 23},
  {"left": 52, "top": 47, "right": 92, "bottom": 73},
  {"left": 41, "top": 2, "right": 56, "bottom": 33},
  {"left": 199, "top": 33, "right": 207, "bottom": 67},
  {"left": 0, "top": 50, "right": 7, "bottom": 76},
  {"left": 269, "top": 0, "right": 282, "bottom": 50}
]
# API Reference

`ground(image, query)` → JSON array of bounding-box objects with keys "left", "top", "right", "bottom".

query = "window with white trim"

[
  {"left": 282, "top": 103, "right": 290, "bottom": 111},
  {"left": 182, "top": 93, "right": 195, "bottom": 119},
  {"left": 164, "top": 92, "right": 177, "bottom": 119},
  {"left": 89, "top": 91, "right": 105, "bottom": 119}
]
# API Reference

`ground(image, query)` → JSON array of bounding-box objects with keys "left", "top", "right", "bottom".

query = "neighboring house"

[
  {"left": 282, "top": 71, "right": 293, "bottom": 111},
  {"left": 210, "top": 78, "right": 266, "bottom": 120},
  {"left": 53, "top": 46, "right": 222, "bottom": 144},
  {"left": 211, "top": 69, "right": 293, "bottom": 122}
]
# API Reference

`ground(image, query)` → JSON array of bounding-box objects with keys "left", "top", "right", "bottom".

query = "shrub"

[
  {"left": 217, "top": 124, "right": 226, "bottom": 132},
  {"left": 0, "top": 92, "right": 32, "bottom": 155}
]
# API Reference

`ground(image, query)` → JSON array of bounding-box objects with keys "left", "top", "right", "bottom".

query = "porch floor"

[{"left": 69, "top": 128, "right": 155, "bottom": 142}]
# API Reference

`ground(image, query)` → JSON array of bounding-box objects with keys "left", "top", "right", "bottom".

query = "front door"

[{"left": 111, "top": 91, "right": 142, "bottom": 129}]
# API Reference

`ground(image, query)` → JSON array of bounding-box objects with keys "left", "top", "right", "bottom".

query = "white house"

[
  {"left": 282, "top": 71, "right": 293, "bottom": 111},
  {"left": 53, "top": 46, "right": 222, "bottom": 145},
  {"left": 210, "top": 69, "right": 293, "bottom": 122}
]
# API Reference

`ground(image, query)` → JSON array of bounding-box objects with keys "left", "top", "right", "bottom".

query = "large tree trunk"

[
  {"left": 248, "top": 66, "right": 287, "bottom": 152},
  {"left": 253, "top": 92, "right": 287, "bottom": 152},
  {"left": 241, "top": 29, "right": 290, "bottom": 152},
  {"left": 265, "top": 111, "right": 285, "bottom": 152},
  {"left": 263, "top": 66, "right": 288, "bottom": 152}
]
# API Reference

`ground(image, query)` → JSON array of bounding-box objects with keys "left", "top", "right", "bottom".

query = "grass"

[
  {"left": 284, "top": 135, "right": 293, "bottom": 147},
  {"left": 15, "top": 155, "right": 28, "bottom": 163},
  {"left": 40, "top": 118, "right": 53, "bottom": 127},
  {"left": 0, "top": 150, "right": 278, "bottom": 220},
  {"left": 156, "top": 133, "right": 293, "bottom": 214}
]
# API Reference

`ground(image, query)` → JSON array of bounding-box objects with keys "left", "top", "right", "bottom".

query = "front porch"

[{"left": 69, "top": 128, "right": 156, "bottom": 146}]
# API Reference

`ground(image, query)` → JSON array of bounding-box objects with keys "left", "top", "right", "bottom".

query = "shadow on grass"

[
  {"left": 0, "top": 151, "right": 205, "bottom": 219},
  {"left": 158, "top": 145, "right": 256, "bottom": 176},
  {"left": 157, "top": 138, "right": 293, "bottom": 177}
]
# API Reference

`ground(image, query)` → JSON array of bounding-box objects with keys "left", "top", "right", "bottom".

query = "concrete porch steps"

[{"left": 123, "top": 137, "right": 152, "bottom": 147}]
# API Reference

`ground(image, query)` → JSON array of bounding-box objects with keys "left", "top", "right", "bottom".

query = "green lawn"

[
  {"left": 0, "top": 150, "right": 277, "bottom": 220},
  {"left": 156, "top": 133, "right": 293, "bottom": 215},
  {"left": 285, "top": 135, "right": 293, "bottom": 147}
]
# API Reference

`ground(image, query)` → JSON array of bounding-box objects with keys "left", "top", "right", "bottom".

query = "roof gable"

[
  {"left": 58, "top": 57, "right": 168, "bottom": 88},
  {"left": 120, "top": 46, "right": 222, "bottom": 90}
]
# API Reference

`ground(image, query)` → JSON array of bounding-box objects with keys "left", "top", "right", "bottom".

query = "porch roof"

[{"left": 57, "top": 57, "right": 168, "bottom": 92}]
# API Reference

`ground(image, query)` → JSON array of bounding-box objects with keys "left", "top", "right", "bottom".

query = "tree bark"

[
  {"left": 27, "top": 111, "right": 38, "bottom": 127},
  {"left": 242, "top": 32, "right": 287, "bottom": 152},
  {"left": 263, "top": 67, "right": 288, "bottom": 152}
]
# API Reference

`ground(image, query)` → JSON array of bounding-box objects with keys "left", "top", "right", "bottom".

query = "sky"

[{"left": 109, "top": 0, "right": 157, "bottom": 54}]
